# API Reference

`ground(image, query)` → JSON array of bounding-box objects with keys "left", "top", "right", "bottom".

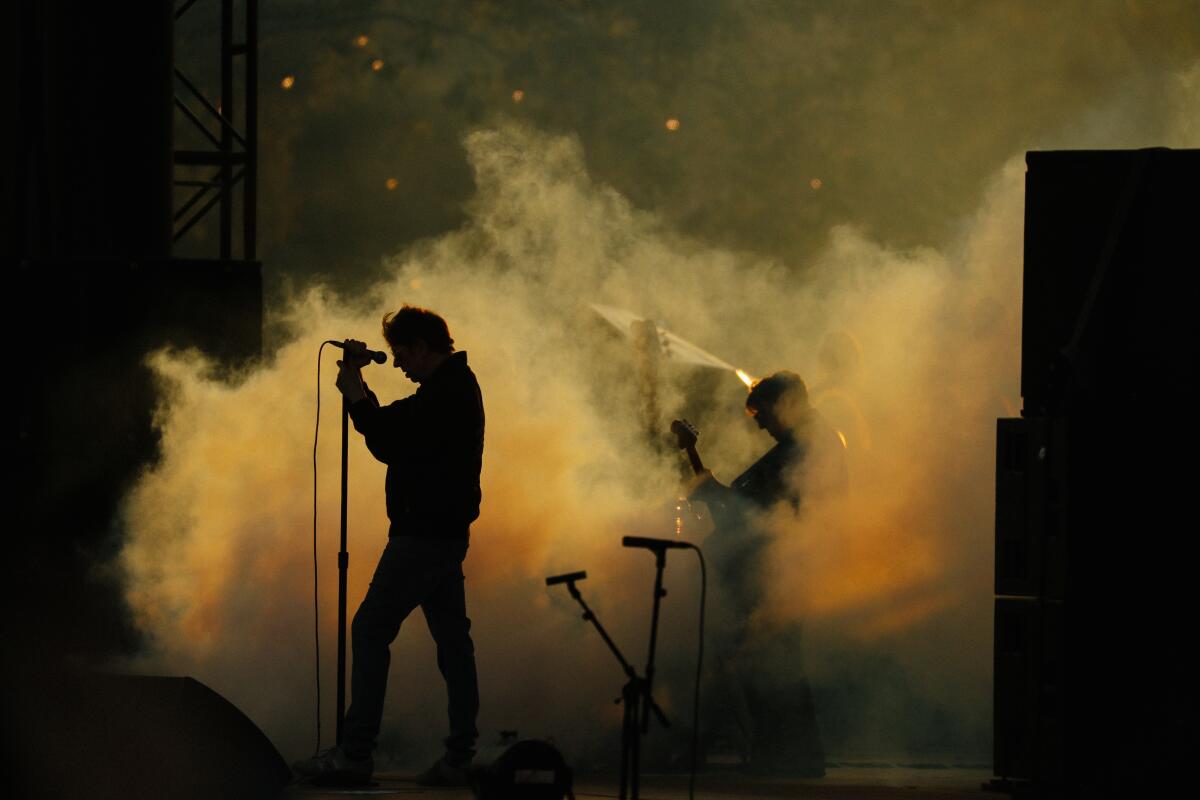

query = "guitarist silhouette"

[{"left": 670, "top": 370, "right": 842, "bottom": 777}]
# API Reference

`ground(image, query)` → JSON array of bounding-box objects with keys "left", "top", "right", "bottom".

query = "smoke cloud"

[
  {"left": 118, "top": 118, "right": 1021, "bottom": 765},
  {"left": 123, "top": 0, "right": 1198, "bottom": 767}
]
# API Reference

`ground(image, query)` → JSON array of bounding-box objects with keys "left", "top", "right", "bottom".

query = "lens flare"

[
  {"left": 280, "top": 75, "right": 296, "bottom": 90},
  {"left": 371, "top": 59, "right": 385, "bottom": 72},
  {"left": 665, "top": 118, "right": 681, "bottom": 131},
  {"left": 355, "top": 35, "right": 369, "bottom": 48}
]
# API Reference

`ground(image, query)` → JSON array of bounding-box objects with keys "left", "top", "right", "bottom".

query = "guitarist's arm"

[{"left": 671, "top": 419, "right": 738, "bottom": 507}]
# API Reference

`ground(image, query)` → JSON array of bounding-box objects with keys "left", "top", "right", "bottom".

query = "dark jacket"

[{"left": 348, "top": 351, "right": 484, "bottom": 539}]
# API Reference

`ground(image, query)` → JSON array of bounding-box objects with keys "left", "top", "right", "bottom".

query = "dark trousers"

[{"left": 341, "top": 535, "right": 479, "bottom": 760}]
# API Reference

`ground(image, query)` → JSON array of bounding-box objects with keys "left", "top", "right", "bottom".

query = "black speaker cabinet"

[
  {"left": 1022, "top": 148, "right": 1200, "bottom": 414},
  {"left": 11, "top": 673, "right": 291, "bottom": 800},
  {"left": 995, "top": 417, "right": 1049, "bottom": 597},
  {"left": 994, "top": 596, "right": 1042, "bottom": 780},
  {"left": 995, "top": 147, "right": 1200, "bottom": 796}
]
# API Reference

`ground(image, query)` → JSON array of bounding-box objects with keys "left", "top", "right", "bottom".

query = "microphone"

[
  {"left": 622, "top": 536, "right": 692, "bottom": 552},
  {"left": 545, "top": 570, "right": 587, "bottom": 586},
  {"left": 326, "top": 340, "right": 387, "bottom": 365}
]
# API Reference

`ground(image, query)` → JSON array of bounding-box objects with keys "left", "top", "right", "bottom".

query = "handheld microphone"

[
  {"left": 545, "top": 571, "right": 587, "bottom": 586},
  {"left": 326, "top": 340, "right": 388, "bottom": 365},
  {"left": 622, "top": 536, "right": 692, "bottom": 552}
]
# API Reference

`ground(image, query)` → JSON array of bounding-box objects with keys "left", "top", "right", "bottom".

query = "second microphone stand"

[{"left": 557, "top": 570, "right": 670, "bottom": 800}]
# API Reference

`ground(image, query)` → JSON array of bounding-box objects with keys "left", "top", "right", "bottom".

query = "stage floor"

[{"left": 285, "top": 766, "right": 996, "bottom": 800}]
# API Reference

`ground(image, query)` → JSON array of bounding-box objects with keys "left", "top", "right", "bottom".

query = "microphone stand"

[
  {"left": 641, "top": 548, "right": 668, "bottom": 738},
  {"left": 554, "top": 575, "right": 670, "bottom": 800},
  {"left": 336, "top": 396, "right": 350, "bottom": 745},
  {"left": 324, "top": 348, "right": 377, "bottom": 748}
]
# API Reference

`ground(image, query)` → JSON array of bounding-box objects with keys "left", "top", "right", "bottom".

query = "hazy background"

[{"left": 120, "top": 0, "right": 1197, "bottom": 769}]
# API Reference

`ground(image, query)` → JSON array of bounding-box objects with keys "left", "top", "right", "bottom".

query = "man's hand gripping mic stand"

[{"left": 546, "top": 554, "right": 673, "bottom": 800}]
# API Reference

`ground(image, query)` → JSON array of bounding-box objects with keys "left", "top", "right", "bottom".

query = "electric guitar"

[
  {"left": 670, "top": 418, "right": 705, "bottom": 476},
  {"left": 671, "top": 417, "right": 751, "bottom": 533}
]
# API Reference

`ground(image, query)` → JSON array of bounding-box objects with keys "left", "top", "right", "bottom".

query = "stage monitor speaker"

[
  {"left": 15, "top": 673, "right": 291, "bottom": 800},
  {"left": 470, "top": 738, "right": 573, "bottom": 800}
]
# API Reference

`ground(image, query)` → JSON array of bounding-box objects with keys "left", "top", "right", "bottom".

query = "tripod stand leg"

[
  {"left": 631, "top": 705, "right": 641, "bottom": 800},
  {"left": 619, "top": 687, "right": 629, "bottom": 800}
]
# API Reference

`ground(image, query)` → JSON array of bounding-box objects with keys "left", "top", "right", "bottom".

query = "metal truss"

[{"left": 173, "top": 0, "right": 258, "bottom": 260}]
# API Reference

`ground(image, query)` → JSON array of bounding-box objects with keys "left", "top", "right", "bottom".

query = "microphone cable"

[
  {"left": 310, "top": 342, "right": 332, "bottom": 756},
  {"left": 682, "top": 543, "right": 707, "bottom": 800}
]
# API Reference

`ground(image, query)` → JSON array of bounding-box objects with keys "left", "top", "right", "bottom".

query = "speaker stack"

[{"left": 993, "top": 148, "right": 1199, "bottom": 797}]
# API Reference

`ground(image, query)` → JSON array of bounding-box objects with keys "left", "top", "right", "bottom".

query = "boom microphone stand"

[{"left": 545, "top": 571, "right": 670, "bottom": 800}]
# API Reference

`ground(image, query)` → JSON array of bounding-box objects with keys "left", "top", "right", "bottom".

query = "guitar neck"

[{"left": 684, "top": 445, "right": 705, "bottom": 476}]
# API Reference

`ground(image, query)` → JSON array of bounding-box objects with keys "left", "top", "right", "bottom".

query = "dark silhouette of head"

[
  {"left": 382, "top": 305, "right": 455, "bottom": 353},
  {"left": 746, "top": 370, "right": 810, "bottom": 441},
  {"left": 381, "top": 305, "right": 455, "bottom": 382}
]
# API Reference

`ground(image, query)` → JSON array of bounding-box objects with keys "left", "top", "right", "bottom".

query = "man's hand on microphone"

[
  {"left": 340, "top": 339, "right": 374, "bottom": 368},
  {"left": 336, "top": 340, "right": 370, "bottom": 403}
]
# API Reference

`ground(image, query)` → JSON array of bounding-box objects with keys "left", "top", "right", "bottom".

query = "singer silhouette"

[{"left": 294, "top": 306, "right": 483, "bottom": 787}]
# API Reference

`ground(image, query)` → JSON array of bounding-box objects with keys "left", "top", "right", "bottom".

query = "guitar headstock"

[{"left": 670, "top": 418, "right": 699, "bottom": 450}]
